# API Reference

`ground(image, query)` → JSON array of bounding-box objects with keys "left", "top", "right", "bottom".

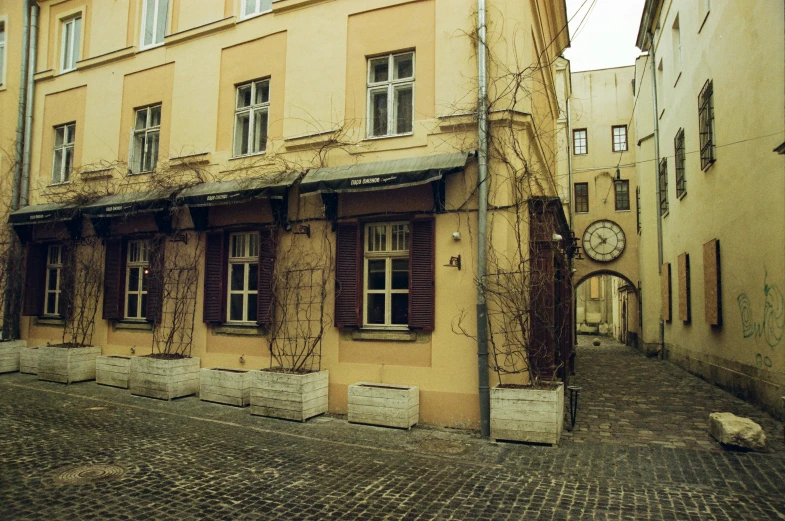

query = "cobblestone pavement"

[{"left": 1, "top": 341, "right": 784, "bottom": 520}]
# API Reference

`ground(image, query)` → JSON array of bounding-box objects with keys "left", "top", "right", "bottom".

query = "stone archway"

[{"left": 574, "top": 269, "right": 639, "bottom": 346}]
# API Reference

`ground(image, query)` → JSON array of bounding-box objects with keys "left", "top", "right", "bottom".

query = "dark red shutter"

[
  {"left": 146, "top": 238, "right": 165, "bottom": 324},
  {"left": 102, "top": 239, "right": 125, "bottom": 320},
  {"left": 409, "top": 217, "right": 435, "bottom": 330},
  {"left": 203, "top": 231, "right": 226, "bottom": 323},
  {"left": 58, "top": 243, "right": 76, "bottom": 319},
  {"left": 257, "top": 228, "right": 276, "bottom": 327},
  {"left": 22, "top": 243, "right": 47, "bottom": 316},
  {"left": 335, "top": 222, "right": 361, "bottom": 328}
]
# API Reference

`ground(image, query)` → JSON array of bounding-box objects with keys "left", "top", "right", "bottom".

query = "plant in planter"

[
  {"left": 0, "top": 168, "right": 27, "bottom": 373},
  {"left": 250, "top": 231, "right": 332, "bottom": 422}
]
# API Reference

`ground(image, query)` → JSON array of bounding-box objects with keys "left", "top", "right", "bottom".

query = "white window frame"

[
  {"left": 241, "top": 0, "right": 273, "bottom": 19},
  {"left": 0, "top": 19, "right": 7, "bottom": 86},
  {"left": 52, "top": 123, "right": 76, "bottom": 185},
  {"left": 140, "top": 0, "right": 169, "bottom": 49},
  {"left": 227, "top": 232, "right": 259, "bottom": 324},
  {"left": 60, "top": 15, "right": 82, "bottom": 73},
  {"left": 366, "top": 52, "right": 415, "bottom": 138},
  {"left": 233, "top": 79, "right": 270, "bottom": 157},
  {"left": 130, "top": 104, "right": 161, "bottom": 174},
  {"left": 125, "top": 240, "right": 150, "bottom": 320},
  {"left": 44, "top": 245, "right": 63, "bottom": 317},
  {"left": 573, "top": 129, "right": 587, "bottom": 155},
  {"left": 363, "top": 222, "right": 410, "bottom": 328},
  {"left": 612, "top": 125, "right": 628, "bottom": 152}
]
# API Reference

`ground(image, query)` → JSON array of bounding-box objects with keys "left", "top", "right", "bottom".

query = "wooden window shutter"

[
  {"left": 257, "top": 228, "right": 276, "bottom": 327},
  {"left": 102, "top": 239, "right": 125, "bottom": 320},
  {"left": 678, "top": 252, "right": 691, "bottom": 323},
  {"left": 22, "top": 243, "right": 47, "bottom": 316},
  {"left": 409, "top": 217, "right": 435, "bottom": 330},
  {"left": 58, "top": 243, "right": 76, "bottom": 319},
  {"left": 334, "top": 222, "right": 360, "bottom": 328},
  {"left": 661, "top": 262, "right": 672, "bottom": 322},
  {"left": 146, "top": 238, "right": 165, "bottom": 324},
  {"left": 703, "top": 239, "right": 722, "bottom": 326},
  {"left": 203, "top": 231, "right": 226, "bottom": 323}
]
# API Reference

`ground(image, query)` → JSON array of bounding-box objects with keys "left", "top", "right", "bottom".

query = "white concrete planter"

[
  {"left": 490, "top": 382, "right": 564, "bottom": 445},
  {"left": 37, "top": 345, "right": 102, "bottom": 384},
  {"left": 96, "top": 355, "right": 131, "bottom": 389},
  {"left": 348, "top": 383, "right": 419, "bottom": 429},
  {"left": 130, "top": 356, "right": 201, "bottom": 400},
  {"left": 200, "top": 368, "right": 250, "bottom": 407},
  {"left": 20, "top": 347, "right": 40, "bottom": 374},
  {"left": 250, "top": 369, "right": 328, "bottom": 422},
  {"left": 0, "top": 340, "right": 27, "bottom": 374}
]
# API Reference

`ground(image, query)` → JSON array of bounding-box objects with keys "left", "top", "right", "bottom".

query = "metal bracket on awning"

[
  {"left": 321, "top": 193, "right": 338, "bottom": 231},
  {"left": 188, "top": 206, "right": 209, "bottom": 232},
  {"left": 269, "top": 195, "right": 288, "bottom": 229},
  {"left": 431, "top": 178, "right": 446, "bottom": 214}
]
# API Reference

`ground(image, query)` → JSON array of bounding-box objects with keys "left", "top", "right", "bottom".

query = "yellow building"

[
  {"left": 633, "top": 0, "right": 785, "bottom": 417},
  {"left": 2, "top": 0, "right": 572, "bottom": 430}
]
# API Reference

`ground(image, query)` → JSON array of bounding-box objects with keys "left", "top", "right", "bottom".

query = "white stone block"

[
  {"left": 250, "top": 369, "right": 328, "bottom": 422},
  {"left": 0, "top": 340, "right": 26, "bottom": 374},
  {"left": 96, "top": 356, "right": 131, "bottom": 389},
  {"left": 38, "top": 346, "right": 102, "bottom": 384},
  {"left": 348, "top": 383, "right": 419, "bottom": 429},
  {"left": 200, "top": 368, "right": 250, "bottom": 407},
  {"left": 129, "top": 356, "right": 201, "bottom": 400},
  {"left": 709, "top": 412, "right": 767, "bottom": 451},
  {"left": 490, "top": 382, "right": 564, "bottom": 445}
]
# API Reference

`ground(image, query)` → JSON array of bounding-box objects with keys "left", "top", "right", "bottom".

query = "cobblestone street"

[{"left": 2, "top": 339, "right": 785, "bottom": 520}]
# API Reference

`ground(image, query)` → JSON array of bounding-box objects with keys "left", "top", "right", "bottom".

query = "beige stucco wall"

[{"left": 636, "top": 0, "right": 785, "bottom": 416}]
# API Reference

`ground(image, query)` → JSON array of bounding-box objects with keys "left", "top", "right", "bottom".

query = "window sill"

[
  {"left": 677, "top": 191, "right": 687, "bottom": 200},
  {"left": 661, "top": 211, "right": 669, "bottom": 219},
  {"left": 47, "top": 181, "right": 71, "bottom": 188},
  {"left": 213, "top": 324, "right": 266, "bottom": 337},
  {"left": 352, "top": 329, "right": 417, "bottom": 342},
  {"left": 615, "top": 209, "right": 631, "bottom": 213},
  {"left": 113, "top": 320, "right": 153, "bottom": 332},
  {"left": 363, "top": 132, "right": 414, "bottom": 142},
  {"left": 59, "top": 68, "right": 77, "bottom": 76},
  {"left": 228, "top": 151, "right": 267, "bottom": 161},
  {"left": 34, "top": 316, "right": 66, "bottom": 328},
  {"left": 238, "top": 10, "right": 272, "bottom": 23},
  {"left": 137, "top": 42, "right": 165, "bottom": 53},
  {"left": 673, "top": 72, "right": 682, "bottom": 88}
]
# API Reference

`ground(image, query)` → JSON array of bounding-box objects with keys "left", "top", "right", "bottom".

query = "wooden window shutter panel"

[
  {"left": 409, "top": 217, "right": 435, "bottom": 331},
  {"left": 257, "top": 228, "right": 276, "bottom": 327},
  {"left": 703, "top": 239, "right": 722, "bottom": 326},
  {"left": 22, "top": 243, "right": 47, "bottom": 316},
  {"left": 146, "top": 238, "right": 165, "bottom": 324},
  {"left": 203, "top": 231, "right": 226, "bottom": 323},
  {"left": 334, "top": 222, "right": 360, "bottom": 328},
  {"left": 661, "top": 262, "right": 672, "bottom": 322},
  {"left": 58, "top": 243, "right": 76, "bottom": 319},
  {"left": 102, "top": 239, "right": 125, "bottom": 320},
  {"left": 678, "top": 252, "right": 691, "bottom": 323}
]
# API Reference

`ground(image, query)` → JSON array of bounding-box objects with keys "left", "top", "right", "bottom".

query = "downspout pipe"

[
  {"left": 476, "top": 0, "right": 491, "bottom": 438},
  {"left": 11, "top": 0, "right": 32, "bottom": 211},
  {"left": 19, "top": 3, "right": 39, "bottom": 207},
  {"left": 648, "top": 31, "right": 665, "bottom": 357}
]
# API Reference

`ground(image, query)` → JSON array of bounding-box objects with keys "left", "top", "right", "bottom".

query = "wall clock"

[{"left": 582, "top": 220, "right": 626, "bottom": 262}]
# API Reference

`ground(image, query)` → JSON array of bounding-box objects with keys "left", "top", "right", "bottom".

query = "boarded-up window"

[
  {"left": 703, "top": 239, "right": 721, "bottom": 325},
  {"left": 678, "top": 252, "right": 691, "bottom": 322},
  {"left": 590, "top": 276, "right": 600, "bottom": 299},
  {"left": 661, "top": 263, "right": 672, "bottom": 322}
]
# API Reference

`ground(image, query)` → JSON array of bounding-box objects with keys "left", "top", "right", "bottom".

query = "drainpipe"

[
  {"left": 476, "top": 0, "right": 491, "bottom": 438},
  {"left": 11, "top": 0, "right": 32, "bottom": 211},
  {"left": 19, "top": 3, "right": 39, "bottom": 207},
  {"left": 566, "top": 97, "right": 576, "bottom": 363},
  {"left": 648, "top": 31, "right": 665, "bottom": 357}
]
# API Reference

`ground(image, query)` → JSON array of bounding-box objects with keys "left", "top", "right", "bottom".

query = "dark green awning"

[
  {"left": 81, "top": 188, "right": 177, "bottom": 218},
  {"left": 299, "top": 152, "right": 469, "bottom": 195},
  {"left": 8, "top": 203, "right": 79, "bottom": 225},
  {"left": 176, "top": 172, "right": 300, "bottom": 207}
]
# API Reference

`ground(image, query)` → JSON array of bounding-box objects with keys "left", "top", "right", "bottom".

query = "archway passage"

[{"left": 575, "top": 271, "right": 639, "bottom": 347}]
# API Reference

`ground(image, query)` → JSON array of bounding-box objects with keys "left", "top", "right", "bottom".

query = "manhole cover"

[
  {"left": 417, "top": 438, "right": 468, "bottom": 455},
  {"left": 54, "top": 464, "right": 126, "bottom": 485}
]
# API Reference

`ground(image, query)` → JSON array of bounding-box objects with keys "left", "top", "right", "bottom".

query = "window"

[
  {"left": 44, "top": 245, "right": 63, "bottom": 316},
  {"left": 227, "top": 232, "right": 259, "bottom": 323},
  {"left": 130, "top": 104, "right": 161, "bottom": 174},
  {"left": 125, "top": 240, "right": 150, "bottom": 320},
  {"left": 364, "top": 222, "right": 410, "bottom": 327},
  {"left": 612, "top": 125, "right": 627, "bottom": 152},
  {"left": 52, "top": 123, "right": 75, "bottom": 185},
  {"left": 671, "top": 15, "right": 681, "bottom": 77},
  {"left": 615, "top": 180, "right": 630, "bottom": 211},
  {"left": 636, "top": 187, "right": 641, "bottom": 234},
  {"left": 574, "top": 183, "right": 589, "bottom": 213},
  {"left": 242, "top": 0, "right": 273, "bottom": 17},
  {"left": 367, "top": 52, "right": 414, "bottom": 138},
  {"left": 572, "top": 129, "right": 587, "bottom": 155},
  {"left": 699, "top": 0, "right": 710, "bottom": 31},
  {"left": 234, "top": 79, "right": 269, "bottom": 157},
  {"left": 675, "top": 128, "right": 686, "bottom": 197},
  {"left": 699, "top": 80, "right": 715, "bottom": 170},
  {"left": 659, "top": 158, "right": 669, "bottom": 215},
  {"left": 60, "top": 16, "right": 82, "bottom": 72},
  {"left": 140, "top": 0, "right": 169, "bottom": 48},
  {"left": 0, "top": 21, "right": 6, "bottom": 85},
  {"left": 589, "top": 277, "right": 601, "bottom": 300}
]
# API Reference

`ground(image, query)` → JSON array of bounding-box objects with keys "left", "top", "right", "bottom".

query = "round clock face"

[{"left": 582, "top": 220, "right": 626, "bottom": 262}]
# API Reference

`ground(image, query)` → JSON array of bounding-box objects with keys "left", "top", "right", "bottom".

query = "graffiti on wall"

[{"left": 737, "top": 271, "right": 785, "bottom": 350}]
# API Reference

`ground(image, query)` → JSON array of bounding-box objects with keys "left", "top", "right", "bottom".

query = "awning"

[
  {"left": 176, "top": 172, "right": 300, "bottom": 207},
  {"left": 8, "top": 202, "right": 79, "bottom": 225},
  {"left": 81, "top": 188, "right": 177, "bottom": 218},
  {"left": 299, "top": 152, "right": 469, "bottom": 195}
]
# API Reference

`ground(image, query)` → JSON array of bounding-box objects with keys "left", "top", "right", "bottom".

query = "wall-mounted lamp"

[
  {"left": 444, "top": 255, "right": 461, "bottom": 270},
  {"left": 293, "top": 224, "right": 311, "bottom": 238},
  {"left": 613, "top": 167, "right": 624, "bottom": 188},
  {"left": 552, "top": 233, "right": 563, "bottom": 241},
  {"left": 452, "top": 231, "right": 461, "bottom": 241},
  {"left": 130, "top": 346, "right": 136, "bottom": 354}
]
